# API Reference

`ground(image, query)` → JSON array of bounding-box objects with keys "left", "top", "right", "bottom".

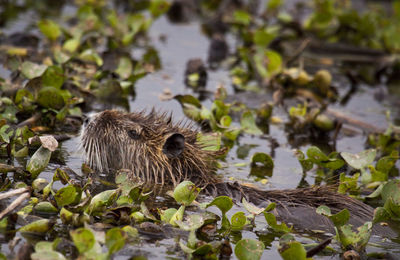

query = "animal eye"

[{"left": 128, "top": 129, "right": 140, "bottom": 140}]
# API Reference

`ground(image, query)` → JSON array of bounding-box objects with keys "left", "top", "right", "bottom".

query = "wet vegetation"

[{"left": 1, "top": 0, "right": 400, "bottom": 259}]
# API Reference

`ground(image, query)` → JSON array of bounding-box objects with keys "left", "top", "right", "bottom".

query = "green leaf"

[
  {"left": 241, "top": 110, "right": 263, "bottom": 135},
  {"left": 376, "top": 151, "right": 399, "bottom": 174},
  {"left": 70, "top": 228, "right": 95, "bottom": 254},
  {"left": 234, "top": 238, "right": 265, "bottom": 260},
  {"left": 253, "top": 28, "right": 275, "bottom": 46},
  {"left": 115, "top": 57, "right": 133, "bottom": 79},
  {"left": 173, "top": 181, "right": 200, "bottom": 206},
  {"left": 169, "top": 205, "right": 185, "bottom": 226},
  {"left": 175, "top": 214, "right": 204, "bottom": 231},
  {"left": 34, "top": 202, "right": 58, "bottom": 215},
  {"left": 55, "top": 185, "right": 79, "bottom": 207},
  {"left": 63, "top": 38, "right": 80, "bottom": 53},
  {"left": 79, "top": 49, "right": 103, "bottom": 66},
  {"left": 42, "top": 66, "right": 65, "bottom": 89},
  {"left": 26, "top": 146, "right": 52, "bottom": 179},
  {"left": 251, "top": 152, "right": 274, "bottom": 169},
  {"left": 341, "top": 149, "right": 376, "bottom": 170},
  {"left": 231, "top": 212, "right": 247, "bottom": 230},
  {"left": 38, "top": 19, "right": 61, "bottom": 41},
  {"left": 207, "top": 196, "right": 233, "bottom": 214},
  {"left": 21, "top": 61, "right": 47, "bottom": 79},
  {"left": 295, "top": 150, "right": 313, "bottom": 172},
  {"left": 37, "top": 87, "right": 66, "bottom": 110},
  {"left": 196, "top": 132, "right": 221, "bottom": 151},
  {"left": 233, "top": 10, "right": 251, "bottom": 25},
  {"left": 106, "top": 228, "right": 126, "bottom": 255},
  {"left": 264, "top": 212, "right": 292, "bottom": 233},
  {"left": 31, "top": 251, "right": 66, "bottom": 260},
  {"left": 279, "top": 241, "right": 307, "bottom": 260},
  {"left": 86, "top": 189, "right": 120, "bottom": 215},
  {"left": 160, "top": 208, "right": 178, "bottom": 223},
  {"left": 150, "top": 0, "right": 170, "bottom": 18},
  {"left": 242, "top": 198, "right": 265, "bottom": 215},
  {"left": 19, "top": 219, "right": 53, "bottom": 234},
  {"left": 373, "top": 207, "right": 391, "bottom": 224}
]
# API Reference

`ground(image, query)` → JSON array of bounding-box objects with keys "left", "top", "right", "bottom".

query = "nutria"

[{"left": 81, "top": 110, "right": 392, "bottom": 235}]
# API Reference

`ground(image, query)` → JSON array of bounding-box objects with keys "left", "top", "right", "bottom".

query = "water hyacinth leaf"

[
  {"left": 86, "top": 189, "right": 120, "bottom": 215},
  {"left": 0, "top": 125, "right": 11, "bottom": 143},
  {"left": 381, "top": 180, "right": 400, "bottom": 204},
  {"left": 63, "top": 37, "right": 80, "bottom": 53},
  {"left": 79, "top": 49, "right": 103, "bottom": 66},
  {"left": 264, "top": 212, "right": 292, "bottom": 233},
  {"left": 231, "top": 212, "right": 247, "bottom": 230},
  {"left": 336, "top": 222, "right": 372, "bottom": 251},
  {"left": 241, "top": 111, "right": 263, "bottom": 135},
  {"left": 265, "top": 202, "right": 276, "bottom": 212},
  {"left": 26, "top": 146, "right": 52, "bottom": 179},
  {"left": 207, "top": 196, "right": 233, "bottom": 214},
  {"left": 234, "top": 238, "right": 265, "bottom": 260},
  {"left": 174, "top": 94, "right": 202, "bottom": 108},
  {"left": 233, "top": 10, "right": 251, "bottom": 25},
  {"left": 265, "top": 50, "right": 282, "bottom": 74},
  {"left": 115, "top": 57, "right": 133, "bottom": 79},
  {"left": 34, "top": 202, "right": 58, "bottom": 215},
  {"left": 21, "top": 61, "right": 47, "bottom": 79},
  {"left": 19, "top": 219, "right": 54, "bottom": 234},
  {"left": 316, "top": 205, "right": 332, "bottom": 216},
  {"left": 169, "top": 205, "right": 185, "bottom": 226},
  {"left": 60, "top": 207, "right": 73, "bottom": 224},
  {"left": 53, "top": 168, "right": 70, "bottom": 183},
  {"left": 196, "top": 133, "right": 221, "bottom": 151},
  {"left": 175, "top": 214, "right": 204, "bottom": 231},
  {"left": 160, "top": 208, "right": 178, "bottom": 223},
  {"left": 38, "top": 19, "right": 61, "bottom": 41},
  {"left": 253, "top": 28, "right": 275, "bottom": 47},
  {"left": 31, "top": 251, "right": 66, "bottom": 260},
  {"left": 130, "top": 211, "right": 145, "bottom": 223},
  {"left": 373, "top": 207, "right": 391, "bottom": 224},
  {"left": 338, "top": 172, "right": 360, "bottom": 194},
  {"left": 32, "top": 178, "right": 49, "bottom": 192},
  {"left": 267, "top": 0, "right": 283, "bottom": 9},
  {"left": 251, "top": 152, "right": 274, "bottom": 169},
  {"left": 295, "top": 150, "right": 313, "bottom": 172},
  {"left": 242, "top": 198, "right": 265, "bottom": 215},
  {"left": 37, "top": 87, "right": 66, "bottom": 110},
  {"left": 193, "top": 243, "right": 213, "bottom": 256},
  {"left": 55, "top": 185, "right": 79, "bottom": 207},
  {"left": 341, "top": 149, "right": 376, "bottom": 170},
  {"left": 42, "top": 66, "right": 65, "bottom": 89},
  {"left": 174, "top": 95, "right": 202, "bottom": 121},
  {"left": 279, "top": 241, "right": 307, "bottom": 260},
  {"left": 150, "top": 0, "right": 170, "bottom": 18},
  {"left": 106, "top": 228, "right": 126, "bottom": 255},
  {"left": 368, "top": 165, "right": 387, "bottom": 182},
  {"left": 121, "top": 226, "right": 139, "bottom": 240},
  {"left": 307, "top": 146, "right": 329, "bottom": 163},
  {"left": 173, "top": 181, "right": 200, "bottom": 206},
  {"left": 329, "top": 209, "right": 350, "bottom": 227},
  {"left": 376, "top": 151, "right": 399, "bottom": 174},
  {"left": 70, "top": 228, "right": 95, "bottom": 254}
]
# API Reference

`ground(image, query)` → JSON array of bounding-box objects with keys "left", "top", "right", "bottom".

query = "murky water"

[{"left": 1, "top": 1, "right": 400, "bottom": 259}]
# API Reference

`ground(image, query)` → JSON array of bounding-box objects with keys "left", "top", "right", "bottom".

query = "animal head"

[{"left": 81, "top": 110, "right": 217, "bottom": 186}]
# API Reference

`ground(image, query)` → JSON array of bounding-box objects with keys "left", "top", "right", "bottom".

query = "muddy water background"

[{"left": 1, "top": 1, "right": 400, "bottom": 259}]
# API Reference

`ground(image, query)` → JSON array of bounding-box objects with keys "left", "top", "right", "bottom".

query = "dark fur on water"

[{"left": 82, "top": 110, "right": 393, "bottom": 236}]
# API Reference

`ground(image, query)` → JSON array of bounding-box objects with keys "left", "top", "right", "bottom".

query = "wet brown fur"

[{"left": 82, "top": 110, "right": 393, "bottom": 235}]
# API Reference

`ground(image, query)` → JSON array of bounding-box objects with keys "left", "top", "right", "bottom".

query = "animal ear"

[{"left": 162, "top": 133, "right": 185, "bottom": 158}]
